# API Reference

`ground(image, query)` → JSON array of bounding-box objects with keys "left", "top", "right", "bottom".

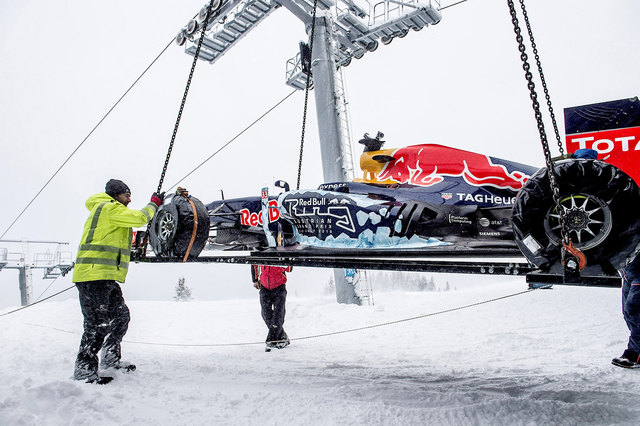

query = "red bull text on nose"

[
  {"left": 375, "top": 144, "right": 528, "bottom": 190},
  {"left": 240, "top": 200, "right": 280, "bottom": 226}
]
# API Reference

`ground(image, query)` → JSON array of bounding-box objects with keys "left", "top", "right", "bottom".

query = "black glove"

[{"left": 150, "top": 191, "right": 165, "bottom": 207}]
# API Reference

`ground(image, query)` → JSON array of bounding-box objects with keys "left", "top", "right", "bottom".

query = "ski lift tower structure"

[
  {"left": 177, "top": 0, "right": 442, "bottom": 304},
  {"left": 0, "top": 240, "right": 74, "bottom": 306}
]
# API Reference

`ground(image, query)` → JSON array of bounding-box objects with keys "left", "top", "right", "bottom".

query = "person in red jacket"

[{"left": 252, "top": 264, "right": 293, "bottom": 351}]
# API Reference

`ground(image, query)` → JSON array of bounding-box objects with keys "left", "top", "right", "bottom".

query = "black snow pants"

[
  {"left": 259, "top": 284, "right": 288, "bottom": 343},
  {"left": 74, "top": 280, "right": 130, "bottom": 380},
  {"left": 621, "top": 257, "right": 640, "bottom": 354}
]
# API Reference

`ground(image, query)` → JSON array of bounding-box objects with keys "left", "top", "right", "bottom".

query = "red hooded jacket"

[{"left": 253, "top": 265, "right": 292, "bottom": 290}]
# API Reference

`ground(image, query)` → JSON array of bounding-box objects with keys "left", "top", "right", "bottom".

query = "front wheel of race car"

[
  {"left": 149, "top": 193, "right": 210, "bottom": 260},
  {"left": 512, "top": 159, "right": 640, "bottom": 272}
]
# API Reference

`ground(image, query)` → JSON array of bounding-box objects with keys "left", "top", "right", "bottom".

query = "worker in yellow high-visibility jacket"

[{"left": 72, "top": 179, "right": 163, "bottom": 384}]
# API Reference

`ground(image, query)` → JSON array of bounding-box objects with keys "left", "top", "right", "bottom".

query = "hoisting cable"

[
  {"left": 139, "top": 0, "right": 219, "bottom": 258},
  {"left": 296, "top": 0, "right": 320, "bottom": 190},
  {"left": 32, "top": 276, "right": 63, "bottom": 304},
  {"left": 14, "top": 285, "right": 551, "bottom": 344},
  {"left": 166, "top": 89, "right": 297, "bottom": 191},
  {"left": 440, "top": 0, "right": 470, "bottom": 11},
  {"left": 0, "top": 35, "right": 181, "bottom": 240},
  {"left": 0, "top": 285, "right": 76, "bottom": 318},
  {"left": 506, "top": 0, "right": 576, "bottom": 266}
]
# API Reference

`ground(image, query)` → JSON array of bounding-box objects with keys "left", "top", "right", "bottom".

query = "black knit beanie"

[{"left": 105, "top": 179, "right": 131, "bottom": 198}]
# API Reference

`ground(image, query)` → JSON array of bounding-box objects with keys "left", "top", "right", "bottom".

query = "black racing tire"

[
  {"left": 512, "top": 159, "right": 640, "bottom": 271},
  {"left": 150, "top": 194, "right": 210, "bottom": 260}
]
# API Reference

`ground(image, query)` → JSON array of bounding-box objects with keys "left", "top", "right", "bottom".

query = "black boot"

[
  {"left": 612, "top": 349, "right": 640, "bottom": 368},
  {"left": 86, "top": 376, "right": 114, "bottom": 385}
]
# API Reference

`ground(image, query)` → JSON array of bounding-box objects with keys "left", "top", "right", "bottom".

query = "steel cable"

[
  {"left": 12, "top": 286, "right": 548, "bottom": 345},
  {"left": 0, "top": 38, "right": 177, "bottom": 240}
]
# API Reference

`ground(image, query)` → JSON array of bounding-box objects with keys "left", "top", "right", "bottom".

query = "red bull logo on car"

[
  {"left": 373, "top": 144, "right": 528, "bottom": 191},
  {"left": 240, "top": 200, "right": 279, "bottom": 226}
]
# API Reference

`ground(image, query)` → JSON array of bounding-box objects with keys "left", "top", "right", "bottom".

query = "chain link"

[
  {"left": 296, "top": 0, "right": 320, "bottom": 190},
  {"left": 140, "top": 0, "right": 218, "bottom": 259},
  {"left": 518, "top": 0, "right": 564, "bottom": 157},
  {"left": 506, "top": 0, "right": 570, "bottom": 246},
  {"left": 156, "top": 0, "right": 217, "bottom": 193}
]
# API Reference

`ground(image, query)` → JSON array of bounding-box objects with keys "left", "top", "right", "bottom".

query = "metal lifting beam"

[
  {"left": 139, "top": 250, "right": 622, "bottom": 288},
  {"left": 142, "top": 248, "right": 532, "bottom": 272}
]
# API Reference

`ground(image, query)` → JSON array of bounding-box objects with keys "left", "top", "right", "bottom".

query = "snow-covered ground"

[{"left": 1, "top": 277, "right": 639, "bottom": 425}]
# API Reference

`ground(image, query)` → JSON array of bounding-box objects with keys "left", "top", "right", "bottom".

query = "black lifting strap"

[
  {"left": 506, "top": 0, "right": 577, "bottom": 262},
  {"left": 138, "top": 0, "right": 219, "bottom": 259},
  {"left": 296, "top": 0, "right": 320, "bottom": 190}
]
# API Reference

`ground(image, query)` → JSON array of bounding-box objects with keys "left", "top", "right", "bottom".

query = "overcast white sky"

[{"left": 1, "top": 0, "right": 639, "bottom": 307}]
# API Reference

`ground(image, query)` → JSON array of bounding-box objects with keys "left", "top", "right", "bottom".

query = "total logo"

[
  {"left": 566, "top": 127, "right": 640, "bottom": 155},
  {"left": 239, "top": 200, "right": 280, "bottom": 227}
]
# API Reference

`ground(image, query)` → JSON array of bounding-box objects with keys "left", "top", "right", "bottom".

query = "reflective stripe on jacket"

[
  {"left": 257, "top": 265, "right": 292, "bottom": 290},
  {"left": 72, "top": 192, "right": 157, "bottom": 283}
]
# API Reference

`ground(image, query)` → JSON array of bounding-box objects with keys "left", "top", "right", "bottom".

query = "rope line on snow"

[{"left": 11, "top": 285, "right": 550, "bottom": 345}]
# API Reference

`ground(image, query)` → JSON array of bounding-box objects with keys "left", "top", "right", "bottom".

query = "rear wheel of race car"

[
  {"left": 149, "top": 194, "right": 210, "bottom": 260},
  {"left": 512, "top": 159, "right": 640, "bottom": 271}
]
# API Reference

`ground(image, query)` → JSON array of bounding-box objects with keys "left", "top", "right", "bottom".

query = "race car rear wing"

[{"left": 564, "top": 96, "right": 640, "bottom": 185}]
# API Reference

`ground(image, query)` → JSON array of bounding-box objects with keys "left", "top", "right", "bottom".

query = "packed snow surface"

[{"left": 2, "top": 278, "right": 640, "bottom": 425}]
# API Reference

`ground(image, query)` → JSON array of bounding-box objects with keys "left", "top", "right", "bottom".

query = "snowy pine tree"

[
  {"left": 174, "top": 277, "right": 193, "bottom": 301},
  {"left": 324, "top": 276, "right": 335, "bottom": 296}
]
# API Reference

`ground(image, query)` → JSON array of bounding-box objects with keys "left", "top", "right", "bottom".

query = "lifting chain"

[
  {"left": 506, "top": 0, "right": 575, "bottom": 261},
  {"left": 156, "top": 0, "right": 218, "bottom": 193},
  {"left": 138, "top": 0, "right": 219, "bottom": 260},
  {"left": 517, "top": 1, "right": 564, "bottom": 157},
  {"left": 296, "top": 0, "right": 320, "bottom": 190}
]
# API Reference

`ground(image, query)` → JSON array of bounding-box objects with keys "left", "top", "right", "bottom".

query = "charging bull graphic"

[{"left": 360, "top": 143, "right": 529, "bottom": 191}]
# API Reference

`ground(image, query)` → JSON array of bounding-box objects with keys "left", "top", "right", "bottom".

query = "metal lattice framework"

[
  {"left": 177, "top": 0, "right": 442, "bottom": 87},
  {"left": 0, "top": 240, "right": 73, "bottom": 306}
]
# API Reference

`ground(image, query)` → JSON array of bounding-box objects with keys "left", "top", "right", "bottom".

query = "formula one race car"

[
  {"left": 147, "top": 133, "right": 537, "bottom": 258},
  {"left": 146, "top": 133, "right": 638, "bottom": 275},
  {"left": 145, "top": 98, "right": 640, "bottom": 282}
]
